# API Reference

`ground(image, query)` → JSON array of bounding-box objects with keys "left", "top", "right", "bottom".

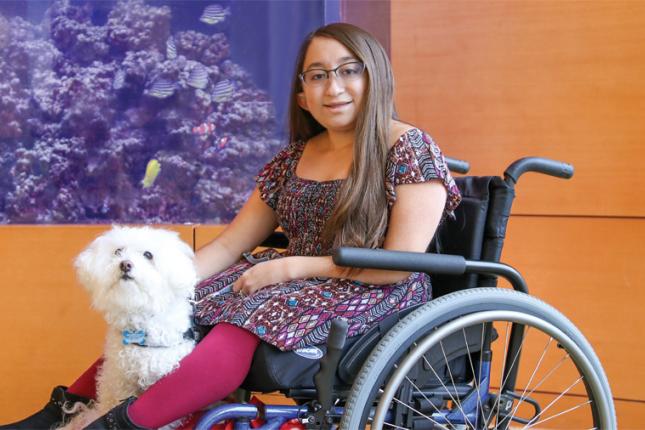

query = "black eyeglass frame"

[{"left": 298, "top": 61, "right": 366, "bottom": 86}]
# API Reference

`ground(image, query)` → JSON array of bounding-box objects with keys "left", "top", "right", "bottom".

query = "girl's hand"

[{"left": 233, "top": 258, "right": 294, "bottom": 296}]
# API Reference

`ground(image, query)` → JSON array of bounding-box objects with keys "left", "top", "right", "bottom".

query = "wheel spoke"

[
  {"left": 393, "top": 359, "right": 462, "bottom": 430},
  {"left": 509, "top": 351, "right": 571, "bottom": 422},
  {"left": 399, "top": 350, "right": 453, "bottom": 422},
  {"left": 382, "top": 421, "right": 412, "bottom": 430},
  {"left": 506, "top": 336, "right": 553, "bottom": 420},
  {"left": 462, "top": 327, "right": 486, "bottom": 426},
  {"left": 439, "top": 339, "right": 476, "bottom": 429},
  {"left": 417, "top": 353, "right": 471, "bottom": 427},
  {"left": 486, "top": 321, "right": 511, "bottom": 426},
  {"left": 519, "top": 375, "right": 586, "bottom": 430},
  {"left": 390, "top": 394, "right": 453, "bottom": 430},
  {"left": 523, "top": 399, "right": 593, "bottom": 429},
  {"left": 490, "top": 325, "right": 530, "bottom": 427}
]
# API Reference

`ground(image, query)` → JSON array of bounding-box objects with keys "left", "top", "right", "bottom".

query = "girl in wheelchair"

[{"left": 2, "top": 23, "right": 461, "bottom": 429}]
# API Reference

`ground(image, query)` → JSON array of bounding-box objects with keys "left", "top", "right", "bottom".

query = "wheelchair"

[{"left": 193, "top": 157, "right": 616, "bottom": 430}]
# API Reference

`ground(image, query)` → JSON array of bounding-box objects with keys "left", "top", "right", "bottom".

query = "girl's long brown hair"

[{"left": 288, "top": 23, "right": 395, "bottom": 249}]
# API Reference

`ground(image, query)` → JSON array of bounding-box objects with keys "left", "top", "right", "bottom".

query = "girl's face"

[{"left": 297, "top": 37, "right": 367, "bottom": 134}]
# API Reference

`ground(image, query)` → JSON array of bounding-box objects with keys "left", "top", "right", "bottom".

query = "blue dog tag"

[{"left": 122, "top": 329, "right": 147, "bottom": 346}]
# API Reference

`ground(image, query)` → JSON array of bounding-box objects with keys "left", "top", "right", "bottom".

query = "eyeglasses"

[{"left": 299, "top": 61, "right": 366, "bottom": 87}]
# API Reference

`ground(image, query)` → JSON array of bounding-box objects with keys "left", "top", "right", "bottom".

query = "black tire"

[{"left": 340, "top": 288, "right": 616, "bottom": 429}]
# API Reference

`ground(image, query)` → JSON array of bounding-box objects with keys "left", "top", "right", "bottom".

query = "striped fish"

[
  {"left": 212, "top": 79, "right": 235, "bottom": 103},
  {"left": 187, "top": 62, "right": 209, "bottom": 89},
  {"left": 146, "top": 78, "right": 176, "bottom": 99},
  {"left": 166, "top": 37, "right": 177, "bottom": 60},
  {"left": 141, "top": 159, "right": 161, "bottom": 188},
  {"left": 199, "top": 4, "right": 229, "bottom": 25},
  {"left": 113, "top": 69, "right": 126, "bottom": 90}
]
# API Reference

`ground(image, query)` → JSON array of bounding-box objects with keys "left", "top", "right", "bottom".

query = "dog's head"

[{"left": 75, "top": 226, "right": 197, "bottom": 319}]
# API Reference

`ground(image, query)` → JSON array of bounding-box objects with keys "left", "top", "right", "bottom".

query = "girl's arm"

[
  {"left": 195, "top": 187, "right": 278, "bottom": 280},
  {"left": 287, "top": 180, "right": 448, "bottom": 285},
  {"left": 233, "top": 181, "right": 447, "bottom": 295}
]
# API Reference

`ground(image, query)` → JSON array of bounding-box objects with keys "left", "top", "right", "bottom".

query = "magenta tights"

[{"left": 67, "top": 323, "right": 260, "bottom": 428}]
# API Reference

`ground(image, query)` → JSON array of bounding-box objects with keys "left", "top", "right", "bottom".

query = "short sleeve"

[
  {"left": 255, "top": 141, "right": 298, "bottom": 210},
  {"left": 385, "top": 129, "right": 461, "bottom": 217}
]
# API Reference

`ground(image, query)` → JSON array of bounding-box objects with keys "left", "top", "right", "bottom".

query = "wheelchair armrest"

[
  {"left": 333, "top": 247, "right": 466, "bottom": 275},
  {"left": 332, "top": 247, "right": 528, "bottom": 294}
]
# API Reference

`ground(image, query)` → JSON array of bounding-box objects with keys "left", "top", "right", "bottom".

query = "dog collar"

[
  {"left": 122, "top": 328, "right": 198, "bottom": 348},
  {"left": 121, "top": 301, "right": 203, "bottom": 348}
]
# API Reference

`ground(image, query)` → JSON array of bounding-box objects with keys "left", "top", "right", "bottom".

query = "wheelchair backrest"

[{"left": 428, "top": 176, "right": 515, "bottom": 297}]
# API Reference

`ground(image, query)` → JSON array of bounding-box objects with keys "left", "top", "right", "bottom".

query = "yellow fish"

[{"left": 141, "top": 159, "right": 161, "bottom": 188}]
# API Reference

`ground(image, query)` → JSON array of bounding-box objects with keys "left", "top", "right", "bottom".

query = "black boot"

[
  {"left": 0, "top": 385, "right": 91, "bottom": 429},
  {"left": 83, "top": 397, "right": 149, "bottom": 430}
]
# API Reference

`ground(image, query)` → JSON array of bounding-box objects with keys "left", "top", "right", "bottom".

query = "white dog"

[{"left": 64, "top": 226, "right": 198, "bottom": 429}]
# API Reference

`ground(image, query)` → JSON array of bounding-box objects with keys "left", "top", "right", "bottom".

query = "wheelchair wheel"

[{"left": 340, "top": 288, "right": 616, "bottom": 429}]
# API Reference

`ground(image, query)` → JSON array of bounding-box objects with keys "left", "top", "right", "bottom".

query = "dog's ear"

[
  {"left": 74, "top": 234, "right": 108, "bottom": 291},
  {"left": 178, "top": 239, "right": 195, "bottom": 259},
  {"left": 74, "top": 246, "right": 96, "bottom": 291},
  {"left": 164, "top": 230, "right": 195, "bottom": 259}
]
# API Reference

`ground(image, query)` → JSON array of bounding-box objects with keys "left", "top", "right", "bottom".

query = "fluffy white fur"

[{"left": 63, "top": 226, "right": 198, "bottom": 429}]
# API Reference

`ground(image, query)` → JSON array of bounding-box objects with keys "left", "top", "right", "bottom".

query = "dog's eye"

[
  {"left": 114, "top": 248, "right": 123, "bottom": 256},
  {"left": 143, "top": 251, "right": 154, "bottom": 260}
]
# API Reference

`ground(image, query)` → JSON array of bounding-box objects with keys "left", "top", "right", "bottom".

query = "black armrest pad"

[{"left": 332, "top": 247, "right": 466, "bottom": 275}]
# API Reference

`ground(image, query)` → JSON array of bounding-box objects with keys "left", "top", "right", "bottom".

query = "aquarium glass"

[{"left": 0, "top": 0, "right": 334, "bottom": 224}]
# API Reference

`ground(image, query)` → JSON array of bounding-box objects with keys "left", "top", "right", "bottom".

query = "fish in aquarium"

[
  {"left": 186, "top": 62, "right": 209, "bottom": 89},
  {"left": 166, "top": 36, "right": 177, "bottom": 60},
  {"left": 199, "top": 134, "right": 230, "bottom": 154},
  {"left": 146, "top": 77, "right": 177, "bottom": 99},
  {"left": 217, "top": 135, "right": 230, "bottom": 149},
  {"left": 141, "top": 159, "right": 161, "bottom": 189},
  {"left": 212, "top": 79, "right": 235, "bottom": 103},
  {"left": 200, "top": 4, "right": 230, "bottom": 25},
  {"left": 192, "top": 122, "right": 216, "bottom": 136}
]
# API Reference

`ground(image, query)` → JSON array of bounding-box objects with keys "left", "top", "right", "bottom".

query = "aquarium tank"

[{"left": 0, "top": 0, "right": 338, "bottom": 224}]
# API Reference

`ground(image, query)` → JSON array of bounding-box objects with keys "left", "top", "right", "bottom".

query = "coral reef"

[{"left": 0, "top": 0, "right": 282, "bottom": 224}]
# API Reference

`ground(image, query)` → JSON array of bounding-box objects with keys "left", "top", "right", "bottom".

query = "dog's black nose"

[{"left": 120, "top": 260, "right": 133, "bottom": 273}]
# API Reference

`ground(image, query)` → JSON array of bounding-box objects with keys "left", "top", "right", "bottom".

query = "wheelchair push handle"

[
  {"left": 445, "top": 156, "right": 470, "bottom": 174},
  {"left": 504, "top": 157, "right": 574, "bottom": 184}
]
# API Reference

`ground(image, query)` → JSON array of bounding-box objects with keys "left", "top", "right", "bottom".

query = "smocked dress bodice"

[{"left": 256, "top": 129, "right": 461, "bottom": 257}]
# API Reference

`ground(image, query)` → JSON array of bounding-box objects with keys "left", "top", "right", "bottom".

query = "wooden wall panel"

[
  {"left": 500, "top": 216, "right": 645, "bottom": 402},
  {"left": 194, "top": 225, "right": 227, "bottom": 249},
  {"left": 614, "top": 399, "right": 645, "bottom": 429},
  {"left": 391, "top": 0, "right": 645, "bottom": 217},
  {"left": 0, "top": 225, "right": 193, "bottom": 422}
]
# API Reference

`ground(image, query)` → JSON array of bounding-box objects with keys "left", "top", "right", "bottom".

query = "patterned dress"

[{"left": 194, "top": 128, "right": 461, "bottom": 351}]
